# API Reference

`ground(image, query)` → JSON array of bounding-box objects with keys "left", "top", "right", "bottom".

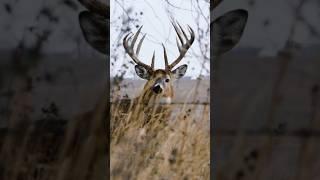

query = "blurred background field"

[{"left": 111, "top": 77, "right": 210, "bottom": 103}]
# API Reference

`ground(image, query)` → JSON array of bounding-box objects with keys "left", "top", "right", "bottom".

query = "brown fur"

[
  {"left": 139, "top": 69, "right": 174, "bottom": 105},
  {"left": 124, "top": 69, "right": 174, "bottom": 127}
]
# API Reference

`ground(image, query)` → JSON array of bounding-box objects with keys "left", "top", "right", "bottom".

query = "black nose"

[{"left": 152, "top": 85, "right": 162, "bottom": 94}]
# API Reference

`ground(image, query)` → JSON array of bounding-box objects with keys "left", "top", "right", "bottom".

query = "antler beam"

[{"left": 123, "top": 26, "right": 154, "bottom": 73}]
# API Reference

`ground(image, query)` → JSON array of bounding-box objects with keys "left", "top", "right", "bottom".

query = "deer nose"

[{"left": 152, "top": 85, "right": 162, "bottom": 94}]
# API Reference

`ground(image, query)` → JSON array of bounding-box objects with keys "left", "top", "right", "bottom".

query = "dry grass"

[
  {"left": 0, "top": 75, "right": 209, "bottom": 180},
  {"left": 110, "top": 82, "right": 210, "bottom": 180}
]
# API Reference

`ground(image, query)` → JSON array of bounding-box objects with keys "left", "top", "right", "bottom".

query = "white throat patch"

[{"left": 159, "top": 97, "right": 172, "bottom": 104}]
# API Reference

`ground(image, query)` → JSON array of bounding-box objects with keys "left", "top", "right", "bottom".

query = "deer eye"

[{"left": 165, "top": 78, "right": 170, "bottom": 83}]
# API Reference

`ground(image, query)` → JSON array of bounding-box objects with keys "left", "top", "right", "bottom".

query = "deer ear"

[
  {"left": 135, "top": 65, "right": 152, "bottom": 80},
  {"left": 79, "top": 11, "right": 108, "bottom": 54},
  {"left": 172, "top": 64, "right": 188, "bottom": 79},
  {"left": 212, "top": 9, "right": 248, "bottom": 56}
]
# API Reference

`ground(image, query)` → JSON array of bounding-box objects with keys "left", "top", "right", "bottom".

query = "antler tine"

[
  {"left": 131, "top": 26, "right": 143, "bottom": 49},
  {"left": 187, "top": 25, "right": 195, "bottom": 44},
  {"left": 136, "top": 34, "right": 146, "bottom": 56},
  {"left": 176, "top": 22, "right": 188, "bottom": 41},
  {"left": 162, "top": 44, "right": 169, "bottom": 70},
  {"left": 123, "top": 26, "right": 153, "bottom": 72},
  {"left": 151, "top": 51, "right": 155, "bottom": 69},
  {"left": 171, "top": 21, "right": 184, "bottom": 45},
  {"left": 123, "top": 33, "right": 132, "bottom": 50},
  {"left": 168, "top": 22, "right": 195, "bottom": 70},
  {"left": 175, "top": 37, "right": 182, "bottom": 53}
]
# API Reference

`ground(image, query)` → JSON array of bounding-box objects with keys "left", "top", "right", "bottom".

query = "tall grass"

[
  {"left": 0, "top": 78, "right": 209, "bottom": 180},
  {"left": 110, "top": 82, "right": 210, "bottom": 179}
]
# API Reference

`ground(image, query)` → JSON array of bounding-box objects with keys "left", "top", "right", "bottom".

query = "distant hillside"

[{"left": 111, "top": 77, "right": 210, "bottom": 103}]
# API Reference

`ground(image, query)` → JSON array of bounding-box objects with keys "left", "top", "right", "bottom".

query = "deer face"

[
  {"left": 135, "top": 65, "right": 187, "bottom": 96},
  {"left": 134, "top": 64, "right": 187, "bottom": 104},
  {"left": 123, "top": 22, "right": 194, "bottom": 102}
]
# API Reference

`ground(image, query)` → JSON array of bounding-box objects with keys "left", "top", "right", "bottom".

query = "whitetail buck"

[
  {"left": 78, "top": 0, "right": 248, "bottom": 122},
  {"left": 122, "top": 23, "right": 194, "bottom": 106},
  {"left": 113, "top": 22, "right": 195, "bottom": 126},
  {"left": 76, "top": 0, "right": 248, "bottom": 178}
]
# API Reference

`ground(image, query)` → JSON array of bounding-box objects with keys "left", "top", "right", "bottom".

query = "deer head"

[{"left": 123, "top": 22, "right": 194, "bottom": 104}]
